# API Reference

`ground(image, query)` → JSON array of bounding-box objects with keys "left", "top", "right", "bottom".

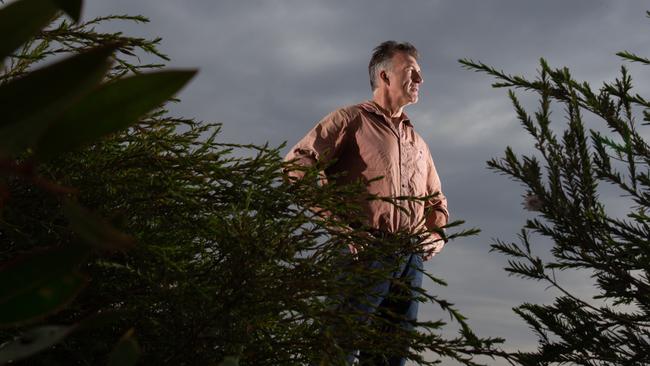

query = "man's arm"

[
  {"left": 283, "top": 107, "right": 351, "bottom": 223},
  {"left": 284, "top": 108, "right": 369, "bottom": 254},
  {"left": 422, "top": 155, "right": 449, "bottom": 260},
  {"left": 284, "top": 108, "right": 351, "bottom": 181}
]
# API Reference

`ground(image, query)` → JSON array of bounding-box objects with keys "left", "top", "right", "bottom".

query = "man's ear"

[{"left": 380, "top": 70, "right": 390, "bottom": 86}]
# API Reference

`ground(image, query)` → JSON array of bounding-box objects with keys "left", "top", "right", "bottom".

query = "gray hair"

[{"left": 368, "top": 41, "right": 419, "bottom": 91}]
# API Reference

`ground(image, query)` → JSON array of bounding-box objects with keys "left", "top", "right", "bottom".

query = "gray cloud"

[{"left": 83, "top": 1, "right": 650, "bottom": 364}]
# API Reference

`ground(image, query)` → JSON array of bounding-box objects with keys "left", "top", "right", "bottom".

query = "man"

[{"left": 284, "top": 41, "right": 448, "bottom": 365}]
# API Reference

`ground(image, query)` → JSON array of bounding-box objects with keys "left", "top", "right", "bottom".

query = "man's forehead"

[{"left": 393, "top": 52, "right": 420, "bottom": 68}]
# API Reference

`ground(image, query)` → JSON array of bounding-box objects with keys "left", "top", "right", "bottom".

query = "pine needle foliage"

[
  {"left": 460, "top": 11, "right": 650, "bottom": 366},
  {"left": 0, "top": 5, "right": 506, "bottom": 366}
]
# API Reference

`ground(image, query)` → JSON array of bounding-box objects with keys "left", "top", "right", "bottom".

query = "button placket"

[{"left": 399, "top": 125, "right": 407, "bottom": 193}]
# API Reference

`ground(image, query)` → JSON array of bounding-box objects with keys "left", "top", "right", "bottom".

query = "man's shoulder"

[
  {"left": 327, "top": 102, "right": 367, "bottom": 120},
  {"left": 317, "top": 102, "right": 370, "bottom": 127}
]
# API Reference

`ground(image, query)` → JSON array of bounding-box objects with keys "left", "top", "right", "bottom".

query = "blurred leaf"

[
  {"left": 75, "top": 311, "right": 123, "bottom": 333},
  {"left": 107, "top": 328, "right": 140, "bottom": 366},
  {"left": 0, "top": 0, "right": 57, "bottom": 62},
  {"left": 0, "top": 311, "right": 125, "bottom": 363},
  {"left": 0, "top": 44, "right": 116, "bottom": 155},
  {"left": 0, "top": 245, "right": 90, "bottom": 326},
  {"left": 35, "top": 69, "right": 197, "bottom": 159},
  {"left": 52, "top": 0, "right": 82, "bottom": 22},
  {"left": 0, "top": 245, "right": 89, "bottom": 302},
  {"left": 218, "top": 356, "right": 240, "bottom": 366},
  {"left": 63, "top": 200, "right": 135, "bottom": 251},
  {"left": 0, "top": 271, "right": 87, "bottom": 327},
  {"left": 0, "top": 325, "right": 74, "bottom": 364}
]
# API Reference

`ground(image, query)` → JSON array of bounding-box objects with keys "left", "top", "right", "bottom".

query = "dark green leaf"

[
  {"left": 52, "top": 0, "right": 82, "bottom": 22},
  {"left": 0, "top": 325, "right": 74, "bottom": 363},
  {"left": 0, "top": 271, "right": 87, "bottom": 327},
  {"left": 0, "top": 0, "right": 58, "bottom": 62},
  {"left": 0, "top": 245, "right": 90, "bottom": 326},
  {"left": 63, "top": 200, "right": 135, "bottom": 251},
  {"left": 0, "top": 45, "right": 116, "bottom": 155},
  {"left": 35, "top": 69, "right": 197, "bottom": 159},
  {"left": 107, "top": 328, "right": 140, "bottom": 366},
  {"left": 0, "top": 245, "right": 89, "bottom": 302},
  {"left": 218, "top": 356, "right": 240, "bottom": 366},
  {"left": 75, "top": 312, "right": 123, "bottom": 333}
]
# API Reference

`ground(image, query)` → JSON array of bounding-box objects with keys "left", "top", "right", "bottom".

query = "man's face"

[{"left": 384, "top": 52, "right": 423, "bottom": 107}]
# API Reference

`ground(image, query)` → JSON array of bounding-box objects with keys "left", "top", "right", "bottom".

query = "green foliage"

[
  {"left": 50, "top": 0, "right": 82, "bottom": 22},
  {"left": 0, "top": 0, "right": 194, "bottom": 363},
  {"left": 460, "top": 12, "right": 650, "bottom": 366},
  {"left": 32, "top": 116, "right": 503, "bottom": 365},
  {"left": 0, "top": 44, "right": 115, "bottom": 155},
  {"left": 0, "top": 0, "right": 58, "bottom": 62},
  {"left": 35, "top": 69, "right": 196, "bottom": 159},
  {"left": 0, "top": 1, "right": 506, "bottom": 365},
  {"left": 0, "top": 245, "right": 88, "bottom": 327}
]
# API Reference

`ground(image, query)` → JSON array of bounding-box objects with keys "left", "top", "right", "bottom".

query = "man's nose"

[{"left": 413, "top": 70, "right": 423, "bottom": 84}]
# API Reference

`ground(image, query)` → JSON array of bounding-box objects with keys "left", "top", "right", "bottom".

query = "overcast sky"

[{"left": 83, "top": 1, "right": 650, "bottom": 364}]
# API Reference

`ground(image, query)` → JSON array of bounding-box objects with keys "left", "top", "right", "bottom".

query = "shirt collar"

[{"left": 359, "top": 100, "right": 413, "bottom": 127}]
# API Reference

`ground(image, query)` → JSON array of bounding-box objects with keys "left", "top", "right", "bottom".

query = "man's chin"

[{"left": 401, "top": 95, "right": 418, "bottom": 107}]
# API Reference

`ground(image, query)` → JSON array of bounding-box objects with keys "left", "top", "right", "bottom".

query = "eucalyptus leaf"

[
  {"left": 35, "top": 69, "right": 197, "bottom": 160},
  {"left": 218, "top": 356, "right": 240, "bottom": 366},
  {"left": 0, "top": 245, "right": 90, "bottom": 326},
  {"left": 0, "top": 325, "right": 74, "bottom": 364},
  {"left": 107, "top": 328, "right": 140, "bottom": 366},
  {"left": 0, "top": 0, "right": 57, "bottom": 63},
  {"left": 0, "top": 44, "right": 116, "bottom": 155},
  {"left": 0, "top": 271, "right": 87, "bottom": 327},
  {"left": 0, "top": 245, "right": 89, "bottom": 303},
  {"left": 51, "top": 0, "right": 82, "bottom": 22}
]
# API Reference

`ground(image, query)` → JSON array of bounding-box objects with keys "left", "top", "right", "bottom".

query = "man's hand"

[
  {"left": 348, "top": 243, "right": 360, "bottom": 256},
  {"left": 422, "top": 232, "right": 445, "bottom": 261},
  {"left": 347, "top": 230, "right": 375, "bottom": 258}
]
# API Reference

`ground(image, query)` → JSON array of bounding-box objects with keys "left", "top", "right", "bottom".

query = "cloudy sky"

[{"left": 82, "top": 1, "right": 650, "bottom": 364}]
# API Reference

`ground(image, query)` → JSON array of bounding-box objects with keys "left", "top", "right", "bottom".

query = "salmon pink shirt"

[{"left": 285, "top": 100, "right": 448, "bottom": 252}]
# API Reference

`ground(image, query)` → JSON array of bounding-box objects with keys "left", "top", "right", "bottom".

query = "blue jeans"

[{"left": 341, "top": 251, "right": 424, "bottom": 366}]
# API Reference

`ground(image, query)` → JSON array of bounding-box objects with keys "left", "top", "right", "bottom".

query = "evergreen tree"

[
  {"left": 460, "top": 11, "right": 650, "bottom": 366},
  {"left": 0, "top": 1, "right": 505, "bottom": 364}
]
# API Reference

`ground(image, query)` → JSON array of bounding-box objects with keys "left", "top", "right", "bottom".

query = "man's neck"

[{"left": 371, "top": 93, "right": 404, "bottom": 123}]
